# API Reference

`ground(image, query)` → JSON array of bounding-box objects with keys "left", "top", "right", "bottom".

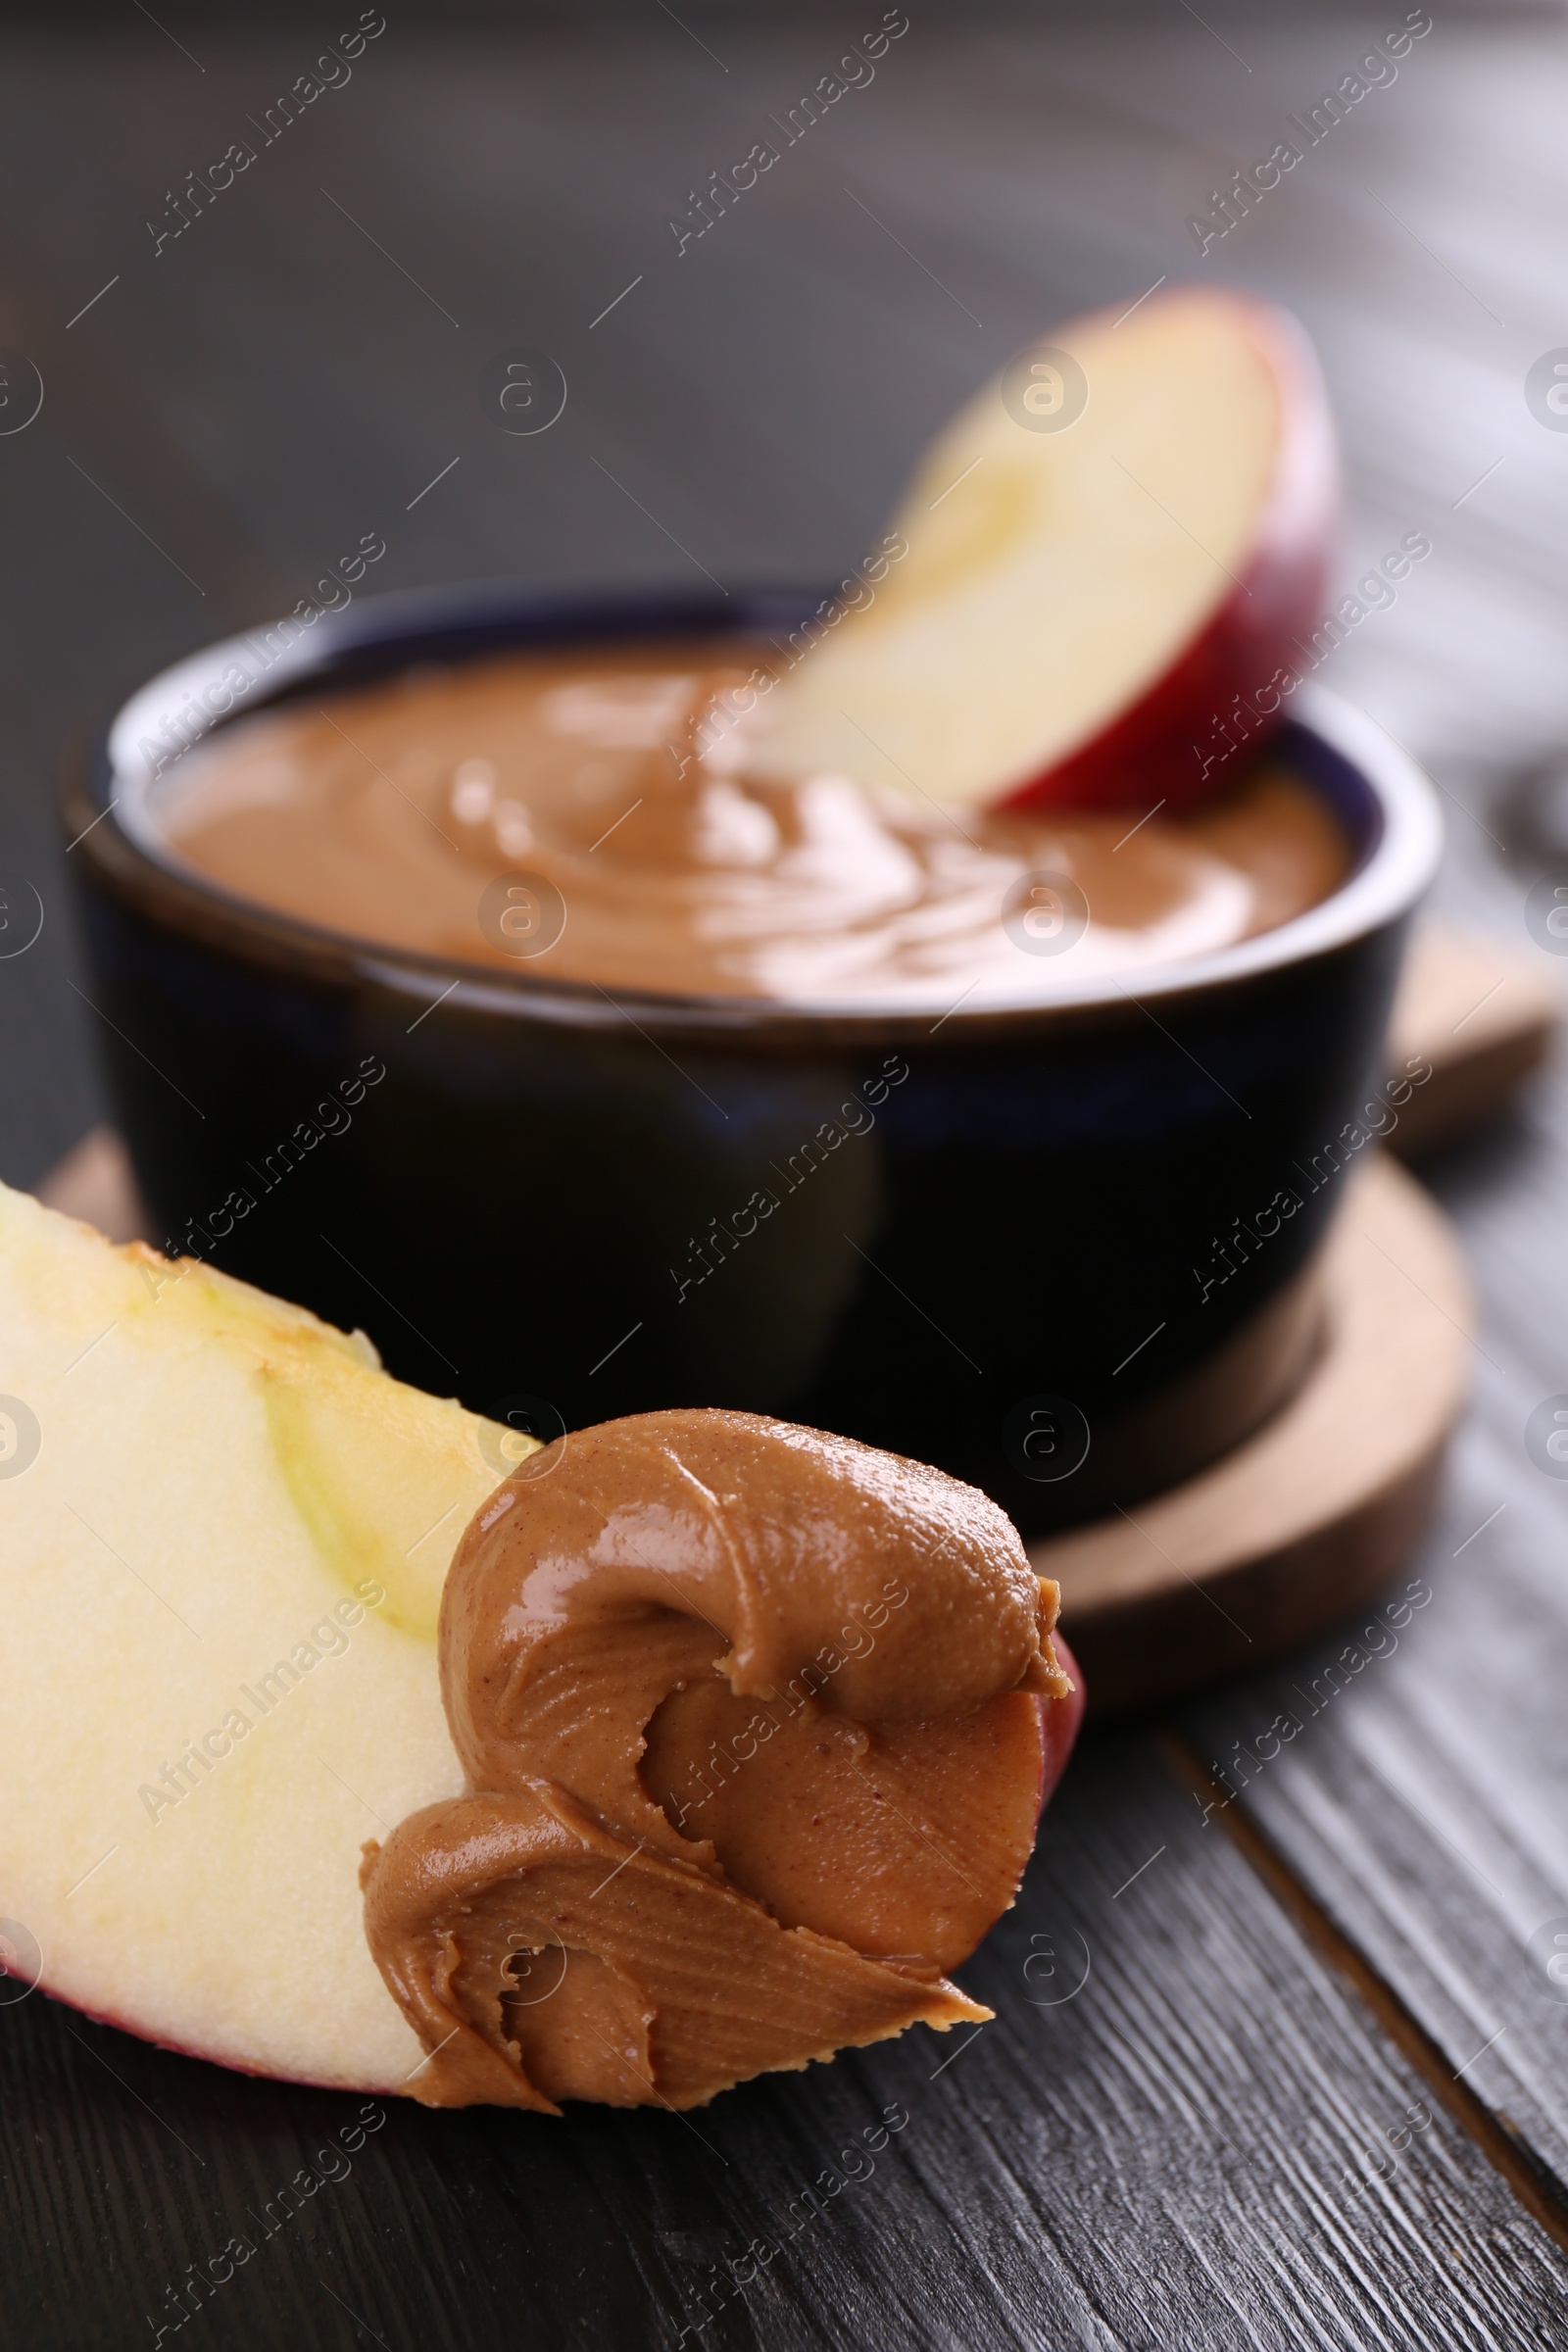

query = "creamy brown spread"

[
  {"left": 156, "top": 642, "right": 1348, "bottom": 1005},
  {"left": 361, "top": 1408, "right": 1073, "bottom": 2111}
]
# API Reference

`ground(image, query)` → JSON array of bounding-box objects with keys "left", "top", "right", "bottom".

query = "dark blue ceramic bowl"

[{"left": 65, "top": 583, "right": 1442, "bottom": 1534}]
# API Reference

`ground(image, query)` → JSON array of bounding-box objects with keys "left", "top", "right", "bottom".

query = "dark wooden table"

[{"left": 5, "top": 10, "right": 1568, "bottom": 2347}]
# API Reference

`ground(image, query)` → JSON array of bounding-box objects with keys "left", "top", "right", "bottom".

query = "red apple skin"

[
  {"left": 996, "top": 300, "right": 1339, "bottom": 817},
  {"left": 1034, "top": 1632, "right": 1087, "bottom": 1823},
  {"left": 23, "top": 1983, "right": 301, "bottom": 2083}
]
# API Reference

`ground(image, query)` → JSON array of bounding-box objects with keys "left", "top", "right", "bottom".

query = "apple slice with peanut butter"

[{"left": 362, "top": 1408, "right": 1084, "bottom": 2111}]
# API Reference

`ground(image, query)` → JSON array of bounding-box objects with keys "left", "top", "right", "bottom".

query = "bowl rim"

[{"left": 77, "top": 580, "right": 1444, "bottom": 1040}]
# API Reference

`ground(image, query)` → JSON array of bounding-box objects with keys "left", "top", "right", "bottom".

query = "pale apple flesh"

[
  {"left": 0, "top": 1182, "right": 1082, "bottom": 2099},
  {"left": 749, "top": 284, "right": 1337, "bottom": 811},
  {"left": 0, "top": 1179, "right": 516, "bottom": 2091}
]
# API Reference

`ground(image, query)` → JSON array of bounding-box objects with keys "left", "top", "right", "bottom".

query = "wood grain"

[{"left": 1388, "top": 923, "right": 1561, "bottom": 1160}]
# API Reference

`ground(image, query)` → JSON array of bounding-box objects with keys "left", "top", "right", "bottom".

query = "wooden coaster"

[
  {"left": 1032, "top": 1152, "right": 1472, "bottom": 1719},
  {"left": 1387, "top": 919, "right": 1560, "bottom": 1158},
  {"left": 36, "top": 1125, "right": 150, "bottom": 1243}
]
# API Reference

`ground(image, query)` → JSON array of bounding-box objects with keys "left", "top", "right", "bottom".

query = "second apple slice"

[{"left": 751, "top": 284, "right": 1336, "bottom": 811}]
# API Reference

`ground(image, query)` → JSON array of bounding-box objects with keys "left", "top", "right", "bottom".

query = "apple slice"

[
  {"left": 0, "top": 1180, "right": 518, "bottom": 2089},
  {"left": 0, "top": 1182, "right": 1082, "bottom": 2100},
  {"left": 751, "top": 284, "right": 1336, "bottom": 811}
]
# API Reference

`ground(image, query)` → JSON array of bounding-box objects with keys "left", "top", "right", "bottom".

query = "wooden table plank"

[
  {"left": 1178, "top": 1022, "right": 1568, "bottom": 2195},
  {"left": 6, "top": 1731, "right": 1568, "bottom": 2352}
]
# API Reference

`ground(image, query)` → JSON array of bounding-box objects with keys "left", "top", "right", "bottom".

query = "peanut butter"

[
  {"left": 156, "top": 641, "right": 1348, "bottom": 1005},
  {"left": 361, "top": 1408, "right": 1076, "bottom": 2111}
]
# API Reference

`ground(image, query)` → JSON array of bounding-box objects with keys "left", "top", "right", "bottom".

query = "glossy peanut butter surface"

[
  {"left": 361, "top": 1408, "right": 1074, "bottom": 2111},
  {"left": 157, "top": 641, "right": 1349, "bottom": 1006}
]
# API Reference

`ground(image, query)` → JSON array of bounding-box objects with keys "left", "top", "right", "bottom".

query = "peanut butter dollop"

[{"left": 361, "top": 1408, "right": 1075, "bottom": 2111}]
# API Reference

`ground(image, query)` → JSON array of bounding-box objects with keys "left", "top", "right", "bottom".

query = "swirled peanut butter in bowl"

[{"left": 153, "top": 639, "right": 1349, "bottom": 1008}]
